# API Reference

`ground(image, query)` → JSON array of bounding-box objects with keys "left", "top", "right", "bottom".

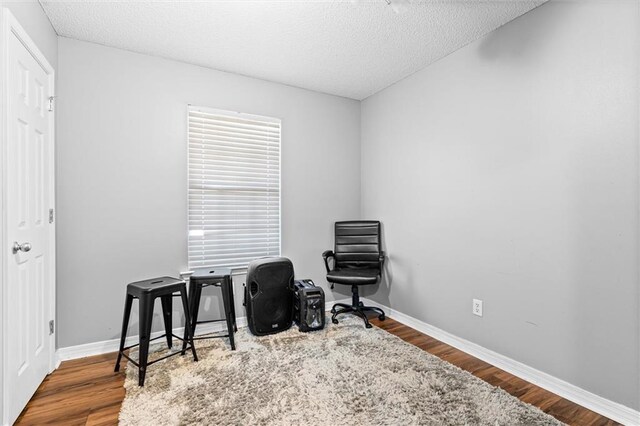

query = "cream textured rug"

[{"left": 120, "top": 317, "right": 563, "bottom": 425}]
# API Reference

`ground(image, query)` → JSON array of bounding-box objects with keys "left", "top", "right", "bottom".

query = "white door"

[{"left": 3, "top": 10, "right": 56, "bottom": 425}]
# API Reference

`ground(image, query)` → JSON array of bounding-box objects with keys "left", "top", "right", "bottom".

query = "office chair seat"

[{"left": 326, "top": 268, "right": 380, "bottom": 285}]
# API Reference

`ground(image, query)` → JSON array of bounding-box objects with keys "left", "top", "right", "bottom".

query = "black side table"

[
  {"left": 182, "top": 267, "right": 237, "bottom": 351},
  {"left": 114, "top": 276, "right": 198, "bottom": 386}
]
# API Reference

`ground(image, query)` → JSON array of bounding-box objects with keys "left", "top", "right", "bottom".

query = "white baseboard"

[
  {"left": 361, "top": 298, "right": 640, "bottom": 426},
  {"left": 56, "top": 318, "right": 248, "bottom": 363},
  {"left": 56, "top": 298, "right": 351, "bottom": 363}
]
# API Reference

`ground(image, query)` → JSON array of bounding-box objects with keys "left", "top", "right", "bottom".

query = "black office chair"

[{"left": 323, "top": 220, "right": 386, "bottom": 328}]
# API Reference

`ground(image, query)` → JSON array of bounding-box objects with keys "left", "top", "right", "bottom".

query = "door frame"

[{"left": 0, "top": 8, "right": 56, "bottom": 425}]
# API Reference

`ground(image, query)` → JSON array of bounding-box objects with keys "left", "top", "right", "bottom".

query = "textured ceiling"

[{"left": 40, "top": 0, "right": 544, "bottom": 100}]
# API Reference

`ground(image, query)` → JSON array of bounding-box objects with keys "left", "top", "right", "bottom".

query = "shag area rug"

[{"left": 120, "top": 317, "right": 563, "bottom": 425}]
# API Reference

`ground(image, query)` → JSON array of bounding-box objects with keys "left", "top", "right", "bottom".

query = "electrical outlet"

[{"left": 472, "top": 299, "right": 483, "bottom": 317}]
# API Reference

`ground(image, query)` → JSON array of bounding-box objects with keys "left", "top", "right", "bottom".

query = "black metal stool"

[
  {"left": 114, "top": 276, "right": 198, "bottom": 386},
  {"left": 181, "top": 267, "right": 237, "bottom": 351}
]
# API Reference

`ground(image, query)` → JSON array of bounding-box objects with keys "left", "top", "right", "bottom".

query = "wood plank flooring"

[
  {"left": 15, "top": 352, "right": 126, "bottom": 425},
  {"left": 15, "top": 317, "right": 618, "bottom": 425}
]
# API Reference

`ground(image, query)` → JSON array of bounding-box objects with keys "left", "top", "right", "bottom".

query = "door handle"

[{"left": 12, "top": 242, "right": 32, "bottom": 254}]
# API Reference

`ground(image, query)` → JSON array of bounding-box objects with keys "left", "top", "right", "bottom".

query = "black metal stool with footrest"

[
  {"left": 114, "top": 276, "right": 198, "bottom": 386},
  {"left": 181, "top": 267, "right": 237, "bottom": 351}
]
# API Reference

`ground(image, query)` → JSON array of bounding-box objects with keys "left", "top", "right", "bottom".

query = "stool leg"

[
  {"left": 180, "top": 288, "right": 198, "bottom": 361},
  {"left": 138, "top": 294, "right": 154, "bottom": 386},
  {"left": 221, "top": 277, "right": 236, "bottom": 350},
  {"left": 115, "top": 294, "right": 134, "bottom": 372},
  {"left": 160, "top": 295, "right": 173, "bottom": 349},
  {"left": 226, "top": 275, "right": 238, "bottom": 332},
  {"left": 192, "top": 284, "right": 203, "bottom": 337},
  {"left": 182, "top": 281, "right": 201, "bottom": 353}
]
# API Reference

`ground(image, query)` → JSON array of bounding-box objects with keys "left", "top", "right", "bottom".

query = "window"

[{"left": 187, "top": 106, "right": 281, "bottom": 269}]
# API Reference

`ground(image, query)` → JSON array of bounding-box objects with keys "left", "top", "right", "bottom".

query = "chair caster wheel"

[
  {"left": 378, "top": 314, "right": 386, "bottom": 321},
  {"left": 332, "top": 318, "right": 339, "bottom": 325},
  {"left": 365, "top": 323, "right": 373, "bottom": 329}
]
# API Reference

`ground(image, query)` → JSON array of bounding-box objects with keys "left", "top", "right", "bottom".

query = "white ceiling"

[{"left": 40, "top": 0, "right": 544, "bottom": 100}]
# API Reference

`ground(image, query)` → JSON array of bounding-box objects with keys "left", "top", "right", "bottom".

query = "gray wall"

[
  {"left": 56, "top": 37, "right": 360, "bottom": 348},
  {"left": 361, "top": 0, "right": 639, "bottom": 410}
]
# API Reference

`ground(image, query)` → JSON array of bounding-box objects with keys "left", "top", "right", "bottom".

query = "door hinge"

[
  {"left": 49, "top": 208, "right": 54, "bottom": 223},
  {"left": 48, "top": 96, "right": 55, "bottom": 112},
  {"left": 49, "top": 320, "right": 54, "bottom": 335}
]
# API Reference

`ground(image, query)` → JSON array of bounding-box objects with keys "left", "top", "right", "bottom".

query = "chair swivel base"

[{"left": 331, "top": 301, "right": 385, "bottom": 329}]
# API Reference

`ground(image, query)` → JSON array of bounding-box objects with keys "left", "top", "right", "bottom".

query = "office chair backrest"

[{"left": 334, "top": 221, "right": 381, "bottom": 269}]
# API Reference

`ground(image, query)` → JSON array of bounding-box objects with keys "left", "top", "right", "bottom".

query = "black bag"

[{"left": 292, "top": 279, "right": 325, "bottom": 332}]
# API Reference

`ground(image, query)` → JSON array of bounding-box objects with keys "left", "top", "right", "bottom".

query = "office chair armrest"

[
  {"left": 322, "top": 250, "right": 335, "bottom": 273},
  {"left": 322, "top": 250, "right": 334, "bottom": 258}
]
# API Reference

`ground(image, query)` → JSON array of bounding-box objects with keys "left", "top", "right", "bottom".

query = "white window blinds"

[{"left": 188, "top": 106, "right": 281, "bottom": 269}]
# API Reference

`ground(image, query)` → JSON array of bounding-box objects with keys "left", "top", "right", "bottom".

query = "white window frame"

[{"left": 186, "top": 105, "right": 282, "bottom": 270}]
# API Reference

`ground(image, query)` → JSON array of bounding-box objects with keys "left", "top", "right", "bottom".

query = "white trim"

[
  {"left": 56, "top": 297, "right": 351, "bottom": 362},
  {"left": 0, "top": 11, "right": 6, "bottom": 426},
  {"left": 57, "top": 319, "right": 248, "bottom": 363},
  {"left": 0, "top": 10, "right": 6, "bottom": 426},
  {"left": 360, "top": 298, "right": 640, "bottom": 426},
  {"left": 187, "top": 105, "right": 282, "bottom": 125},
  {"left": 1, "top": 8, "right": 56, "bottom": 426},
  {"left": 185, "top": 106, "right": 282, "bottom": 270}
]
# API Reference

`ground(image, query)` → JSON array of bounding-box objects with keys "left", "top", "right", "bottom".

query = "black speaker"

[
  {"left": 293, "top": 279, "right": 325, "bottom": 332},
  {"left": 244, "top": 257, "right": 294, "bottom": 336}
]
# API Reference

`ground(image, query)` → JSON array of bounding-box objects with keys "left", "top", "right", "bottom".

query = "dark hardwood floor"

[
  {"left": 15, "top": 352, "right": 126, "bottom": 425},
  {"left": 15, "top": 317, "right": 618, "bottom": 425}
]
